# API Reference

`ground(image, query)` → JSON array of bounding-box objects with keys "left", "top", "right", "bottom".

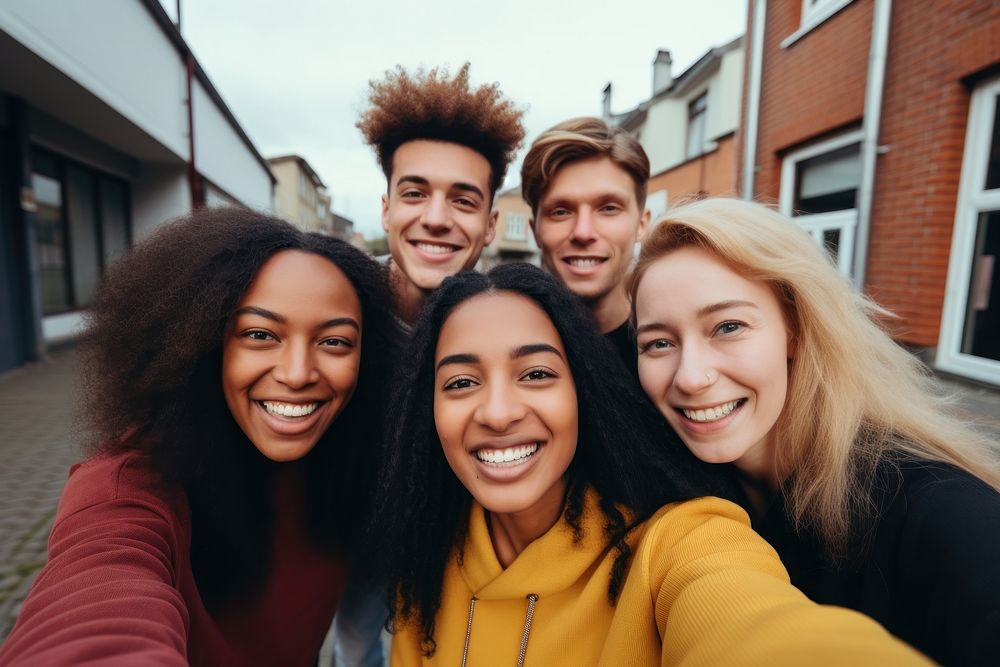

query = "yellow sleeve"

[{"left": 646, "top": 497, "right": 931, "bottom": 666}]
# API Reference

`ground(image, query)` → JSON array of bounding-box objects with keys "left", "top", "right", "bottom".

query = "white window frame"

[
  {"left": 936, "top": 75, "right": 1000, "bottom": 386},
  {"left": 505, "top": 213, "right": 527, "bottom": 241},
  {"left": 781, "top": 0, "right": 855, "bottom": 49},
  {"left": 780, "top": 129, "right": 863, "bottom": 277}
]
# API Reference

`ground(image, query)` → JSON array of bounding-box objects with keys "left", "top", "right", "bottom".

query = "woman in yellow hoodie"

[{"left": 373, "top": 263, "right": 927, "bottom": 666}]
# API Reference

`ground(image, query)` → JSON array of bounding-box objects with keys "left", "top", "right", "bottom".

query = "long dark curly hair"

[
  {"left": 373, "top": 263, "right": 737, "bottom": 655},
  {"left": 79, "top": 207, "right": 399, "bottom": 608}
]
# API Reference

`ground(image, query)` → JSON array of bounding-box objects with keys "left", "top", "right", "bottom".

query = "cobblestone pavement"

[
  {"left": 0, "top": 346, "right": 997, "bottom": 648},
  {"left": 0, "top": 347, "right": 83, "bottom": 643}
]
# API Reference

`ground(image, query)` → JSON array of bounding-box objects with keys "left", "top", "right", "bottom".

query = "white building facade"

[{"left": 0, "top": 0, "right": 274, "bottom": 373}]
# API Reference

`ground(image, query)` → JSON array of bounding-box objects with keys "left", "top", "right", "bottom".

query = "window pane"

[
  {"left": 823, "top": 228, "right": 841, "bottom": 260},
  {"left": 66, "top": 165, "right": 101, "bottom": 308},
  {"left": 985, "top": 94, "right": 1000, "bottom": 191},
  {"left": 31, "top": 172, "right": 70, "bottom": 314},
  {"left": 961, "top": 210, "right": 1000, "bottom": 361},
  {"left": 100, "top": 176, "right": 130, "bottom": 266},
  {"left": 794, "top": 143, "right": 861, "bottom": 215}
]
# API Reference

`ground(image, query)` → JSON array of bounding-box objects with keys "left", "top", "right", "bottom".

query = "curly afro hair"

[{"left": 357, "top": 63, "right": 526, "bottom": 197}]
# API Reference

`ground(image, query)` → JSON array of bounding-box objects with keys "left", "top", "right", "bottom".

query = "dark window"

[
  {"left": 985, "top": 93, "right": 1000, "bottom": 191},
  {"left": 793, "top": 143, "right": 861, "bottom": 216},
  {"left": 686, "top": 93, "right": 708, "bottom": 160},
  {"left": 962, "top": 210, "right": 1000, "bottom": 362}
]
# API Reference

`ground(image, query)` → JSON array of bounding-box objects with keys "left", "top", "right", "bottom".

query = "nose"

[
  {"left": 671, "top": 342, "right": 716, "bottom": 395},
  {"left": 474, "top": 379, "right": 528, "bottom": 432},
  {"left": 570, "top": 207, "right": 597, "bottom": 244},
  {"left": 271, "top": 340, "right": 319, "bottom": 389},
  {"left": 419, "top": 192, "right": 452, "bottom": 232}
]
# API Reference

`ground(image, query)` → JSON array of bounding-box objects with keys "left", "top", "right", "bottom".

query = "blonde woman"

[{"left": 628, "top": 197, "right": 1000, "bottom": 666}]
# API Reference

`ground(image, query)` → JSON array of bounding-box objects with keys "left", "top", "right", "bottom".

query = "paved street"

[{"left": 0, "top": 346, "right": 998, "bottom": 647}]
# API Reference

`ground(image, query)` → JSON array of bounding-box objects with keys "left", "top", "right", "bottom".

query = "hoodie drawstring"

[{"left": 460, "top": 593, "right": 539, "bottom": 666}]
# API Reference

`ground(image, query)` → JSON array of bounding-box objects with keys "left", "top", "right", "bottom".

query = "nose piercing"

[{"left": 705, "top": 371, "right": 714, "bottom": 383}]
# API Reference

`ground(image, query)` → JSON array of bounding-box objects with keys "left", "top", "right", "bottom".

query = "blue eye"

[
  {"left": 717, "top": 321, "right": 745, "bottom": 335},
  {"left": 640, "top": 339, "right": 673, "bottom": 353}
]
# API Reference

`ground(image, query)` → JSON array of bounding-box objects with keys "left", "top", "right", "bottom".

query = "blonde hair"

[
  {"left": 520, "top": 117, "right": 649, "bottom": 216},
  {"left": 627, "top": 197, "right": 1000, "bottom": 554}
]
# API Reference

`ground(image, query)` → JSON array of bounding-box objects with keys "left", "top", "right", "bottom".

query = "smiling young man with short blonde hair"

[{"left": 521, "top": 116, "right": 651, "bottom": 370}]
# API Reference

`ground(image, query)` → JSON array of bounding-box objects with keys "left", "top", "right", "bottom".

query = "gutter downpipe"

[
  {"left": 853, "top": 0, "right": 892, "bottom": 287},
  {"left": 185, "top": 50, "right": 204, "bottom": 208},
  {"left": 741, "top": 0, "right": 766, "bottom": 200}
]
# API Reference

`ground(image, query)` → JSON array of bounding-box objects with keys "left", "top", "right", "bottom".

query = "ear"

[
  {"left": 484, "top": 209, "right": 499, "bottom": 246},
  {"left": 529, "top": 215, "right": 538, "bottom": 238},
  {"left": 636, "top": 208, "right": 651, "bottom": 243},
  {"left": 380, "top": 193, "right": 390, "bottom": 233}
]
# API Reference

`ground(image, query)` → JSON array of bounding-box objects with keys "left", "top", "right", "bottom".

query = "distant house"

[
  {"left": 739, "top": 0, "right": 1000, "bottom": 386},
  {"left": 480, "top": 185, "right": 539, "bottom": 270},
  {"left": 606, "top": 37, "right": 744, "bottom": 219},
  {"left": 269, "top": 154, "right": 331, "bottom": 235},
  {"left": 0, "top": 0, "right": 275, "bottom": 374},
  {"left": 331, "top": 212, "right": 354, "bottom": 242}
]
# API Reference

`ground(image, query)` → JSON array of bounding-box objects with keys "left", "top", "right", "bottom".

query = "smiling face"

[
  {"left": 633, "top": 246, "right": 792, "bottom": 481},
  {"left": 381, "top": 140, "right": 498, "bottom": 293},
  {"left": 531, "top": 156, "right": 649, "bottom": 325},
  {"left": 222, "top": 250, "right": 362, "bottom": 462},
  {"left": 434, "top": 292, "right": 578, "bottom": 521}
]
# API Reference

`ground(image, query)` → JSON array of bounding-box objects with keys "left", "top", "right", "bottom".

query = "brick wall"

[
  {"left": 649, "top": 134, "right": 738, "bottom": 203},
  {"left": 742, "top": 0, "right": 1000, "bottom": 347}
]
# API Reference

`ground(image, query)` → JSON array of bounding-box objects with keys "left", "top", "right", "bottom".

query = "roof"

[
  {"left": 611, "top": 35, "right": 744, "bottom": 132},
  {"left": 138, "top": 0, "right": 276, "bottom": 185},
  {"left": 267, "top": 154, "right": 327, "bottom": 189}
]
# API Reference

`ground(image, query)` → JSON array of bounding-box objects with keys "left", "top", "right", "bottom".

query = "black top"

[
  {"left": 752, "top": 459, "right": 1000, "bottom": 666},
  {"left": 604, "top": 320, "right": 638, "bottom": 380}
]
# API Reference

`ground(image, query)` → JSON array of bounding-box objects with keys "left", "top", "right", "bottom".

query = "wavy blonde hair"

[{"left": 627, "top": 197, "right": 1000, "bottom": 553}]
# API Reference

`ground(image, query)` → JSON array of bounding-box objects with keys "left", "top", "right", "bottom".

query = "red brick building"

[{"left": 739, "top": 0, "right": 1000, "bottom": 385}]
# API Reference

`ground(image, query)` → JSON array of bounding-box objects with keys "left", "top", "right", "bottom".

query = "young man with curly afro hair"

[{"left": 357, "top": 63, "right": 525, "bottom": 325}]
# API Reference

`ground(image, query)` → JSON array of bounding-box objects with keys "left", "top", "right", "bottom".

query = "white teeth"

[
  {"left": 415, "top": 242, "right": 456, "bottom": 255},
  {"left": 682, "top": 400, "right": 741, "bottom": 423},
  {"left": 263, "top": 401, "right": 318, "bottom": 417},
  {"left": 475, "top": 443, "right": 539, "bottom": 466},
  {"left": 566, "top": 257, "right": 603, "bottom": 268}
]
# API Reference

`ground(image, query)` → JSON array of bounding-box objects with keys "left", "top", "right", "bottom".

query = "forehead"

[
  {"left": 436, "top": 292, "right": 565, "bottom": 357},
  {"left": 541, "top": 156, "right": 637, "bottom": 205},
  {"left": 240, "top": 250, "right": 361, "bottom": 314},
  {"left": 390, "top": 139, "right": 492, "bottom": 190},
  {"left": 636, "top": 247, "right": 777, "bottom": 316}
]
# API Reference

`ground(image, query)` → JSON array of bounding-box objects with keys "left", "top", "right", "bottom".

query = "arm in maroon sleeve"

[{"left": 0, "top": 452, "right": 192, "bottom": 666}]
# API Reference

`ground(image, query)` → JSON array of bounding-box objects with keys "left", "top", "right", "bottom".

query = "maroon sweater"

[{"left": 0, "top": 451, "right": 346, "bottom": 666}]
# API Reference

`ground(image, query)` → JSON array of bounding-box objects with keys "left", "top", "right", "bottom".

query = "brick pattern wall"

[
  {"left": 649, "top": 134, "right": 738, "bottom": 203},
  {"left": 743, "top": 0, "right": 1000, "bottom": 347}
]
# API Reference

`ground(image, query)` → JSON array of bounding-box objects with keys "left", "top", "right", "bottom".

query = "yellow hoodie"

[{"left": 391, "top": 491, "right": 929, "bottom": 666}]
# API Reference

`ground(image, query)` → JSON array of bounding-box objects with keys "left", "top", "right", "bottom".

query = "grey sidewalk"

[
  {"left": 0, "top": 346, "right": 83, "bottom": 642},
  {"left": 0, "top": 346, "right": 997, "bottom": 647}
]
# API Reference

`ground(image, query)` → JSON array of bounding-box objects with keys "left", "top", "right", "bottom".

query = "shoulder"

[
  {"left": 878, "top": 459, "right": 1000, "bottom": 531},
  {"left": 56, "top": 449, "right": 186, "bottom": 529}
]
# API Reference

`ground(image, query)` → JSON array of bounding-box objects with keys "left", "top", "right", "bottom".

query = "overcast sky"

[{"left": 158, "top": 0, "right": 746, "bottom": 238}]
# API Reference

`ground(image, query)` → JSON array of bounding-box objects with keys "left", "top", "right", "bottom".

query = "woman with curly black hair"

[
  {"left": 376, "top": 263, "right": 927, "bottom": 665},
  {"left": 0, "top": 208, "right": 398, "bottom": 667}
]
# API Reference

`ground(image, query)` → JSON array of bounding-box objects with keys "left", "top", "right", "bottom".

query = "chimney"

[
  {"left": 653, "top": 49, "right": 673, "bottom": 95},
  {"left": 601, "top": 82, "right": 612, "bottom": 118}
]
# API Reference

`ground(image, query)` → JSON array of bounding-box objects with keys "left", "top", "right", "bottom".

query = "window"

[
  {"left": 686, "top": 93, "right": 708, "bottom": 160},
  {"left": 30, "top": 148, "right": 131, "bottom": 316},
  {"left": 780, "top": 130, "right": 862, "bottom": 276},
  {"left": 938, "top": 76, "right": 1000, "bottom": 385},
  {"left": 505, "top": 213, "right": 527, "bottom": 241}
]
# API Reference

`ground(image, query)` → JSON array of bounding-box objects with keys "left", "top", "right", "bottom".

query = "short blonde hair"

[
  {"left": 520, "top": 117, "right": 649, "bottom": 216},
  {"left": 628, "top": 197, "right": 1000, "bottom": 553}
]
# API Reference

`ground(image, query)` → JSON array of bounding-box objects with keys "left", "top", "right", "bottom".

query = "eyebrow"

[
  {"left": 635, "top": 300, "right": 758, "bottom": 335},
  {"left": 234, "top": 307, "right": 359, "bottom": 331},
  {"left": 396, "top": 175, "right": 485, "bottom": 201},
  {"left": 435, "top": 343, "right": 564, "bottom": 372}
]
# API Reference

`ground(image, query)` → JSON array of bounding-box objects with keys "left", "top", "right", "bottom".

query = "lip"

[
  {"left": 470, "top": 438, "right": 545, "bottom": 483},
  {"left": 408, "top": 239, "right": 465, "bottom": 264},
  {"left": 253, "top": 399, "right": 328, "bottom": 436},
  {"left": 561, "top": 255, "right": 608, "bottom": 277},
  {"left": 673, "top": 399, "right": 746, "bottom": 435}
]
